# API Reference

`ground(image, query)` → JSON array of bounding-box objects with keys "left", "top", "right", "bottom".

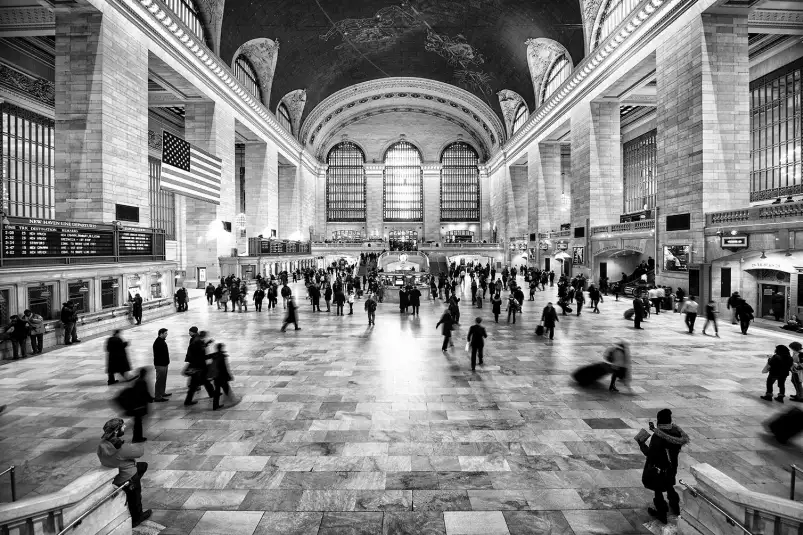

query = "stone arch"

[
  {"left": 539, "top": 53, "right": 574, "bottom": 107},
  {"left": 324, "top": 138, "right": 369, "bottom": 163},
  {"left": 436, "top": 138, "right": 482, "bottom": 162},
  {"left": 231, "top": 38, "right": 280, "bottom": 108},
  {"left": 379, "top": 136, "right": 427, "bottom": 163},
  {"left": 525, "top": 38, "right": 571, "bottom": 109},
  {"left": 497, "top": 90, "right": 527, "bottom": 139},
  {"left": 194, "top": 0, "right": 226, "bottom": 56},
  {"left": 278, "top": 89, "right": 307, "bottom": 138}
]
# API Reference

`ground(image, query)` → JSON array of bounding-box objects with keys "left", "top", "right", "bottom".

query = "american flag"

[{"left": 161, "top": 131, "right": 222, "bottom": 205}]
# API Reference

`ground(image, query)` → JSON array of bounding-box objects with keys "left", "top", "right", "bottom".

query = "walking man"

[
  {"left": 365, "top": 293, "right": 377, "bottom": 326},
  {"left": 436, "top": 310, "right": 454, "bottom": 352},
  {"left": 540, "top": 302, "right": 559, "bottom": 341},
  {"left": 281, "top": 296, "right": 300, "bottom": 331},
  {"left": 183, "top": 328, "right": 215, "bottom": 406},
  {"left": 153, "top": 328, "right": 171, "bottom": 402},
  {"left": 680, "top": 295, "right": 699, "bottom": 334},
  {"left": 702, "top": 299, "right": 719, "bottom": 337},
  {"left": 467, "top": 317, "right": 487, "bottom": 371}
]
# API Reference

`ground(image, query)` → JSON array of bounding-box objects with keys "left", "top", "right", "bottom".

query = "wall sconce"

[
  {"left": 39, "top": 284, "right": 51, "bottom": 298},
  {"left": 111, "top": 281, "right": 120, "bottom": 289},
  {"left": 78, "top": 280, "right": 90, "bottom": 293}
]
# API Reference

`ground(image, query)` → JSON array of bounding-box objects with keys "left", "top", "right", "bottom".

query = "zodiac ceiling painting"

[{"left": 220, "top": 0, "right": 583, "bottom": 121}]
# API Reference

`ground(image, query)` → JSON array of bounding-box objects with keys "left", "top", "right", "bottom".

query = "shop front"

[
  {"left": 591, "top": 237, "right": 655, "bottom": 283},
  {"left": 710, "top": 250, "right": 803, "bottom": 323}
]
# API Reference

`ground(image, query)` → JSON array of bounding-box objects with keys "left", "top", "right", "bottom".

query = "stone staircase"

[
  {"left": 133, "top": 519, "right": 166, "bottom": 535},
  {"left": 644, "top": 517, "right": 679, "bottom": 535}
]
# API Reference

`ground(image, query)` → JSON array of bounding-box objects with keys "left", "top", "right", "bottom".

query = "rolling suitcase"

[
  {"left": 572, "top": 362, "right": 612, "bottom": 386},
  {"left": 766, "top": 407, "right": 803, "bottom": 444},
  {"left": 624, "top": 308, "right": 635, "bottom": 319},
  {"left": 535, "top": 325, "right": 545, "bottom": 336}
]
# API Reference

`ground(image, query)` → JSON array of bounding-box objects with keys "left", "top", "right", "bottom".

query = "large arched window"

[
  {"left": 327, "top": 142, "right": 366, "bottom": 222},
  {"left": 234, "top": 56, "right": 262, "bottom": 103},
  {"left": 163, "top": 0, "right": 205, "bottom": 43},
  {"left": 440, "top": 142, "right": 480, "bottom": 221},
  {"left": 276, "top": 103, "right": 292, "bottom": 133},
  {"left": 512, "top": 104, "right": 528, "bottom": 134},
  {"left": 593, "top": 0, "right": 641, "bottom": 50},
  {"left": 541, "top": 55, "right": 571, "bottom": 105},
  {"left": 623, "top": 130, "right": 657, "bottom": 213},
  {"left": 383, "top": 141, "right": 423, "bottom": 221}
]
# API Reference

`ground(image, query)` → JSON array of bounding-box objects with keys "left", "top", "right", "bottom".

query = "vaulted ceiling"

[{"left": 219, "top": 0, "right": 584, "bottom": 123}]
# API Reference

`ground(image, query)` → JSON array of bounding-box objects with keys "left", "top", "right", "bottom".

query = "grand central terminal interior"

[{"left": 1, "top": 0, "right": 803, "bottom": 534}]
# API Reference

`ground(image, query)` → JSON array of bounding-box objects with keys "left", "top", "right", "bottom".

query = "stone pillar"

[
  {"left": 570, "top": 100, "right": 622, "bottom": 232},
  {"left": 422, "top": 163, "right": 441, "bottom": 242},
  {"left": 183, "top": 101, "right": 235, "bottom": 286},
  {"left": 479, "top": 166, "right": 491, "bottom": 241},
  {"left": 278, "top": 164, "right": 299, "bottom": 239},
  {"left": 54, "top": 6, "right": 149, "bottom": 224},
  {"left": 243, "top": 142, "right": 273, "bottom": 240},
  {"left": 365, "top": 164, "right": 384, "bottom": 238},
  {"left": 509, "top": 164, "right": 528, "bottom": 239},
  {"left": 656, "top": 12, "right": 749, "bottom": 286},
  {"left": 315, "top": 166, "right": 327, "bottom": 240},
  {"left": 528, "top": 142, "right": 563, "bottom": 265}
]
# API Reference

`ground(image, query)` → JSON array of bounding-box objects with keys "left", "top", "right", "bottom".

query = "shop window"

[
  {"left": 68, "top": 281, "right": 89, "bottom": 313},
  {"left": 101, "top": 279, "right": 118, "bottom": 309},
  {"left": 663, "top": 245, "right": 690, "bottom": 272},
  {"left": 28, "top": 284, "right": 53, "bottom": 319},
  {"left": 150, "top": 283, "right": 162, "bottom": 299},
  {"left": 0, "top": 289, "right": 10, "bottom": 326},
  {"left": 720, "top": 268, "right": 732, "bottom": 298}
]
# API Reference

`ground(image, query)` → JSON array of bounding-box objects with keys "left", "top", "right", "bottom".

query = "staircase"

[{"left": 133, "top": 519, "right": 166, "bottom": 534}]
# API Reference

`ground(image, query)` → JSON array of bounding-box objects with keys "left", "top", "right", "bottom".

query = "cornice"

[
  {"left": 300, "top": 78, "right": 505, "bottom": 149},
  {"left": 491, "top": 0, "right": 688, "bottom": 174},
  {"left": 116, "top": 0, "right": 309, "bottom": 169},
  {"left": 0, "top": 62, "right": 54, "bottom": 107}
]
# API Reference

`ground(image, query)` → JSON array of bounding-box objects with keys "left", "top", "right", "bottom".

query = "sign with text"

[
  {"left": 119, "top": 231, "right": 154, "bottom": 256},
  {"left": 721, "top": 235, "right": 748, "bottom": 249},
  {"left": 3, "top": 220, "right": 114, "bottom": 258}
]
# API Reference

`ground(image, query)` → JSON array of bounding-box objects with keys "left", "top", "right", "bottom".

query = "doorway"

[
  {"left": 599, "top": 262, "right": 608, "bottom": 280},
  {"left": 544, "top": 258, "right": 550, "bottom": 272},
  {"left": 760, "top": 284, "right": 788, "bottom": 320}
]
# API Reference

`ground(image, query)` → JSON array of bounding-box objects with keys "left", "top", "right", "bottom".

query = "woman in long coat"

[{"left": 106, "top": 329, "right": 134, "bottom": 385}]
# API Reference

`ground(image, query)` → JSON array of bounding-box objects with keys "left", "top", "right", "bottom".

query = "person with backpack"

[
  {"left": 637, "top": 409, "right": 690, "bottom": 524},
  {"left": 506, "top": 295, "right": 519, "bottom": 324},
  {"left": 761, "top": 345, "right": 794, "bottom": 402},
  {"left": 365, "top": 293, "right": 378, "bottom": 325}
]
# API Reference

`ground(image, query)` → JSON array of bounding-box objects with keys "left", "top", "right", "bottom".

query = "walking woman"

[
  {"left": 210, "top": 343, "right": 234, "bottom": 410},
  {"left": 491, "top": 293, "right": 502, "bottom": 323},
  {"left": 702, "top": 298, "right": 719, "bottom": 337}
]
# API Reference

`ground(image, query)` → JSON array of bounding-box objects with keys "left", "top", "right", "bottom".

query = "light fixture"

[
  {"left": 111, "top": 281, "right": 120, "bottom": 289},
  {"left": 760, "top": 251, "right": 767, "bottom": 259},
  {"left": 730, "top": 230, "right": 738, "bottom": 236},
  {"left": 78, "top": 281, "right": 90, "bottom": 293}
]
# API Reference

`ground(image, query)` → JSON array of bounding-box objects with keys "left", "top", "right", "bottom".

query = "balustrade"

[{"left": 708, "top": 201, "right": 803, "bottom": 225}]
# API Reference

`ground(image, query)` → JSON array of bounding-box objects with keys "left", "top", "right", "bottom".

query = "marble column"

[
  {"left": 183, "top": 101, "right": 236, "bottom": 286},
  {"left": 54, "top": 5, "right": 149, "bottom": 224},
  {"left": 365, "top": 164, "right": 384, "bottom": 238},
  {"left": 528, "top": 142, "right": 563, "bottom": 266},
  {"left": 422, "top": 163, "right": 441, "bottom": 242},
  {"left": 243, "top": 141, "right": 278, "bottom": 240},
  {"left": 278, "top": 163, "right": 299, "bottom": 239}
]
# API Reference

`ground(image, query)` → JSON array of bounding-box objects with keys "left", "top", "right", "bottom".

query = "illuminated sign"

[{"left": 721, "top": 236, "right": 748, "bottom": 249}]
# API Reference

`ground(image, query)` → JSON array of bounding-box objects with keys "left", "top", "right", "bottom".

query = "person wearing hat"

[
  {"left": 761, "top": 345, "right": 794, "bottom": 402},
  {"left": 153, "top": 328, "right": 171, "bottom": 402},
  {"left": 790, "top": 342, "right": 803, "bottom": 402},
  {"left": 96, "top": 418, "right": 152, "bottom": 527},
  {"left": 636, "top": 409, "right": 690, "bottom": 524}
]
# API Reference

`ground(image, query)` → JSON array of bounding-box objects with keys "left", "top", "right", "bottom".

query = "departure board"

[
  {"left": 119, "top": 231, "right": 153, "bottom": 256},
  {"left": 3, "top": 220, "right": 114, "bottom": 258}
]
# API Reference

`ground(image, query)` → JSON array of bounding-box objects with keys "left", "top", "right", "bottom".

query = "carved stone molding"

[
  {"left": 195, "top": 0, "right": 225, "bottom": 56},
  {"left": 0, "top": 6, "right": 55, "bottom": 34},
  {"left": 525, "top": 38, "right": 568, "bottom": 107},
  {"left": 583, "top": 0, "right": 606, "bottom": 50},
  {"left": 232, "top": 38, "right": 279, "bottom": 107},
  {"left": 280, "top": 89, "right": 306, "bottom": 137},
  {"left": 749, "top": 8, "right": 803, "bottom": 32},
  {"left": 301, "top": 77, "right": 504, "bottom": 149},
  {"left": 148, "top": 129, "right": 163, "bottom": 151},
  {"left": 497, "top": 90, "right": 527, "bottom": 139},
  {"left": 0, "top": 63, "right": 54, "bottom": 106}
]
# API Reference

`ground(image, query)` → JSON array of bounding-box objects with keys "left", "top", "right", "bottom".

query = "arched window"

[
  {"left": 541, "top": 55, "right": 571, "bottom": 105},
  {"left": 593, "top": 0, "right": 641, "bottom": 50},
  {"left": 163, "top": 0, "right": 205, "bottom": 43},
  {"left": 326, "top": 142, "right": 366, "bottom": 222},
  {"left": 440, "top": 142, "right": 480, "bottom": 221},
  {"left": 234, "top": 56, "right": 262, "bottom": 103},
  {"left": 383, "top": 141, "right": 423, "bottom": 221},
  {"left": 623, "top": 130, "right": 657, "bottom": 214},
  {"left": 511, "top": 104, "right": 528, "bottom": 134},
  {"left": 276, "top": 103, "right": 292, "bottom": 133}
]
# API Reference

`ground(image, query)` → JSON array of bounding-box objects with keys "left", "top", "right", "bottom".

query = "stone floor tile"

[
  {"left": 189, "top": 510, "right": 264, "bottom": 535},
  {"left": 502, "top": 511, "right": 576, "bottom": 535},
  {"left": 318, "top": 511, "right": 384, "bottom": 535},
  {"left": 563, "top": 510, "right": 643, "bottom": 534},
  {"left": 252, "top": 512, "right": 322, "bottom": 535},
  {"left": 443, "top": 510, "right": 510, "bottom": 534}
]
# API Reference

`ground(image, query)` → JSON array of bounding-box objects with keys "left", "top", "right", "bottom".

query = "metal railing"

[
  {"left": 0, "top": 465, "right": 15, "bottom": 502},
  {"left": 679, "top": 480, "right": 755, "bottom": 535},
  {"left": 56, "top": 481, "right": 129, "bottom": 535},
  {"left": 790, "top": 464, "right": 803, "bottom": 500},
  {"left": 591, "top": 219, "right": 655, "bottom": 236}
]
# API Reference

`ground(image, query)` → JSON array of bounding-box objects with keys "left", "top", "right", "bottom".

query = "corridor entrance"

[{"left": 389, "top": 230, "right": 418, "bottom": 251}]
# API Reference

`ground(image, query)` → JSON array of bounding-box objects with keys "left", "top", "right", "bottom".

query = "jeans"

[
  {"left": 154, "top": 365, "right": 168, "bottom": 398},
  {"left": 207, "top": 295, "right": 213, "bottom": 305},
  {"left": 576, "top": 303, "right": 583, "bottom": 316},
  {"left": 793, "top": 372, "right": 803, "bottom": 398},
  {"left": 29, "top": 333, "right": 43, "bottom": 354},
  {"left": 507, "top": 310, "right": 516, "bottom": 324},
  {"left": 367, "top": 311, "right": 375, "bottom": 324},
  {"left": 325, "top": 300, "right": 331, "bottom": 312},
  {"left": 767, "top": 375, "right": 786, "bottom": 397},
  {"left": 651, "top": 298, "right": 662, "bottom": 314},
  {"left": 122, "top": 462, "right": 148, "bottom": 523},
  {"left": 63, "top": 322, "right": 78, "bottom": 344},
  {"left": 336, "top": 304, "right": 344, "bottom": 315},
  {"left": 11, "top": 338, "right": 27, "bottom": 359},
  {"left": 255, "top": 300, "right": 263, "bottom": 312},
  {"left": 653, "top": 487, "right": 680, "bottom": 516},
  {"left": 685, "top": 313, "right": 697, "bottom": 333},
  {"left": 703, "top": 318, "right": 718, "bottom": 334},
  {"left": 470, "top": 345, "right": 484, "bottom": 370}
]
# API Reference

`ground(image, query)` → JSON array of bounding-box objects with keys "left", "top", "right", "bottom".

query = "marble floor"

[{"left": 1, "top": 278, "right": 802, "bottom": 535}]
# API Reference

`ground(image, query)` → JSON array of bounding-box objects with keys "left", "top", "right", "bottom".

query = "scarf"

[{"left": 654, "top": 423, "right": 690, "bottom": 446}]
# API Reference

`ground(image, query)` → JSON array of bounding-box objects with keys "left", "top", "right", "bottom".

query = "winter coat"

[
  {"left": 153, "top": 336, "right": 170, "bottom": 367},
  {"left": 639, "top": 424, "right": 689, "bottom": 490},
  {"left": 106, "top": 335, "right": 131, "bottom": 374},
  {"left": 210, "top": 351, "right": 232, "bottom": 383},
  {"left": 28, "top": 313, "right": 45, "bottom": 335},
  {"left": 97, "top": 440, "right": 145, "bottom": 486},
  {"left": 436, "top": 313, "right": 454, "bottom": 336},
  {"left": 408, "top": 288, "right": 421, "bottom": 306},
  {"left": 541, "top": 306, "right": 558, "bottom": 328},
  {"left": 767, "top": 351, "right": 794, "bottom": 377},
  {"left": 467, "top": 324, "right": 487, "bottom": 348},
  {"left": 633, "top": 298, "right": 645, "bottom": 321},
  {"left": 491, "top": 296, "right": 502, "bottom": 314}
]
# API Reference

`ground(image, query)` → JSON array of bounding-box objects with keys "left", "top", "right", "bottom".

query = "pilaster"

[
  {"left": 278, "top": 164, "right": 299, "bottom": 239},
  {"left": 365, "top": 164, "right": 384, "bottom": 237},
  {"left": 422, "top": 163, "right": 441, "bottom": 242}
]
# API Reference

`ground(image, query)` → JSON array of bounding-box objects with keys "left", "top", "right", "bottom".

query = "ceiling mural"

[{"left": 220, "top": 0, "right": 584, "bottom": 124}]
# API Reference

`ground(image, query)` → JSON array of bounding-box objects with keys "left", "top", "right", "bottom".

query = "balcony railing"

[
  {"left": 248, "top": 239, "right": 312, "bottom": 255},
  {"left": 421, "top": 242, "right": 502, "bottom": 250},
  {"left": 591, "top": 219, "right": 655, "bottom": 236},
  {"left": 708, "top": 201, "right": 803, "bottom": 226},
  {"left": 311, "top": 241, "right": 387, "bottom": 249}
]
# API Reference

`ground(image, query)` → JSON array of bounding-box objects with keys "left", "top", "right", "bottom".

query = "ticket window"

[
  {"left": 0, "top": 288, "right": 10, "bottom": 325},
  {"left": 128, "top": 276, "right": 142, "bottom": 302},
  {"left": 150, "top": 273, "right": 164, "bottom": 299},
  {"left": 67, "top": 281, "right": 90, "bottom": 313}
]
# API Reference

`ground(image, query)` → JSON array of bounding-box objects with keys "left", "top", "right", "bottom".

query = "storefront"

[
  {"left": 710, "top": 250, "right": 803, "bottom": 323},
  {"left": 590, "top": 237, "right": 655, "bottom": 282}
]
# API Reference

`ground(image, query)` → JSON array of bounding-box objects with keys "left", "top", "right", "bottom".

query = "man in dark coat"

[
  {"left": 153, "top": 328, "right": 171, "bottom": 402},
  {"left": 467, "top": 317, "right": 487, "bottom": 371},
  {"left": 333, "top": 288, "right": 346, "bottom": 316},
  {"left": 205, "top": 283, "right": 215, "bottom": 305},
  {"left": 183, "top": 328, "right": 214, "bottom": 406},
  {"left": 309, "top": 284, "right": 321, "bottom": 312},
  {"left": 9, "top": 314, "right": 29, "bottom": 359},
  {"left": 736, "top": 298, "right": 754, "bottom": 335},
  {"left": 281, "top": 296, "right": 300, "bottom": 331},
  {"left": 107, "top": 329, "right": 134, "bottom": 385},
  {"left": 436, "top": 310, "right": 454, "bottom": 352},
  {"left": 61, "top": 302, "right": 80, "bottom": 345},
  {"left": 637, "top": 409, "right": 689, "bottom": 524},
  {"left": 253, "top": 287, "right": 265, "bottom": 312},
  {"left": 132, "top": 293, "right": 143, "bottom": 325},
  {"left": 540, "top": 302, "right": 559, "bottom": 341},
  {"left": 399, "top": 287, "right": 408, "bottom": 313},
  {"left": 772, "top": 290, "right": 785, "bottom": 321},
  {"left": 408, "top": 286, "right": 421, "bottom": 316},
  {"left": 633, "top": 295, "right": 645, "bottom": 330}
]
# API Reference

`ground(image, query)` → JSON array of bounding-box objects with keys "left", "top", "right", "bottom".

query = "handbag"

[
  {"left": 762, "top": 360, "right": 770, "bottom": 374},
  {"left": 642, "top": 446, "right": 671, "bottom": 491},
  {"left": 535, "top": 325, "right": 545, "bottom": 336},
  {"left": 465, "top": 342, "right": 471, "bottom": 352}
]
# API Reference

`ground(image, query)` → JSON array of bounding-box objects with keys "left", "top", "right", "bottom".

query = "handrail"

[
  {"left": 679, "top": 479, "right": 755, "bottom": 535},
  {"left": 790, "top": 464, "right": 803, "bottom": 500},
  {"left": 56, "top": 481, "right": 129, "bottom": 535},
  {"left": 0, "top": 466, "right": 15, "bottom": 502}
]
